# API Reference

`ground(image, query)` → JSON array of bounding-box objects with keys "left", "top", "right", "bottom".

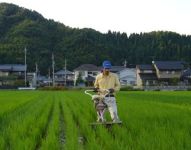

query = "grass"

[{"left": 0, "top": 90, "right": 190, "bottom": 149}]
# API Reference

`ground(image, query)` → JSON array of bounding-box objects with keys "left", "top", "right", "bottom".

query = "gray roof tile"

[
  {"left": 55, "top": 69, "right": 73, "bottom": 75},
  {"left": 0, "top": 64, "right": 26, "bottom": 72},
  {"left": 153, "top": 61, "right": 184, "bottom": 70},
  {"left": 74, "top": 64, "right": 100, "bottom": 71}
]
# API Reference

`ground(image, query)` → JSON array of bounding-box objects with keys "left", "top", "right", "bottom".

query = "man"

[{"left": 94, "top": 60, "right": 121, "bottom": 122}]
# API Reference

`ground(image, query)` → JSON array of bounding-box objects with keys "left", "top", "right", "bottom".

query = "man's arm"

[
  {"left": 94, "top": 75, "right": 99, "bottom": 88},
  {"left": 114, "top": 75, "right": 120, "bottom": 92}
]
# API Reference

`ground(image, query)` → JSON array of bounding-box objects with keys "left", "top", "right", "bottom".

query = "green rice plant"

[
  {"left": 64, "top": 91, "right": 123, "bottom": 150},
  {"left": 0, "top": 92, "right": 54, "bottom": 149},
  {"left": 0, "top": 90, "right": 190, "bottom": 149},
  {"left": 59, "top": 94, "right": 79, "bottom": 150},
  {"left": 40, "top": 94, "right": 60, "bottom": 150},
  {"left": 115, "top": 91, "right": 191, "bottom": 150},
  {"left": 0, "top": 91, "right": 40, "bottom": 116}
]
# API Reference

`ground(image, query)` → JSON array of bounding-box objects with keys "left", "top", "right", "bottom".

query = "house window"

[
  {"left": 88, "top": 71, "right": 92, "bottom": 75},
  {"left": 172, "top": 71, "right": 175, "bottom": 74},
  {"left": 166, "top": 71, "right": 169, "bottom": 74}
]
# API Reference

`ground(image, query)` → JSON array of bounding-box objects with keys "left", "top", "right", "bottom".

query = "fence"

[{"left": 142, "top": 86, "right": 191, "bottom": 91}]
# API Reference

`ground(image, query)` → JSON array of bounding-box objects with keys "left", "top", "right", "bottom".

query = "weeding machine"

[{"left": 85, "top": 89, "right": 122, "bottom": 127}]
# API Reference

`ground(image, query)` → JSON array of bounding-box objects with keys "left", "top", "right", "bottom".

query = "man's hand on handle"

[
  {"left": 92, "top": 88, "right": 114, "bottom": 94},
  {"left": 93, "top": 87, "right": 99, "bottom": 92},
  {"left": 108, "top": 88, "right": 114, "bottom": 93}
]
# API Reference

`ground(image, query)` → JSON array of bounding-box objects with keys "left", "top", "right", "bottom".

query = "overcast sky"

[{"left": 1, "top": 0, "right": 191, "bottom": 35}]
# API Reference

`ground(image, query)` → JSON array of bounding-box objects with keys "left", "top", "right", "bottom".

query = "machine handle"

[
  {"left": 84, "top": 90, "right": 94, "bottom": 97},
  {"left": 84, "top": 89, "right": 110, "bottom": 97}
]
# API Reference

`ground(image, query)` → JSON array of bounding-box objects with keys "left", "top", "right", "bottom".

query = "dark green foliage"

[
  {"left": 0, "top": 3, "right": 191, "bottom": 75},
  {"left": 13, "top": 79, "right": 25, "bottom": 86},
  {"left": 76, "top": 72, "right": 84, "bottom": 85},
  {"left": 38, "top": 86, "right": 68, "bottom": 91},
  {"left": 120, "top": 86, "right": 143, "bottom": 91}
]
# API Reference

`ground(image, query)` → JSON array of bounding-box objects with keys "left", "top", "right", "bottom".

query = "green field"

[{"left": 0, "top": 91, "right": 191, "bottom": 150}]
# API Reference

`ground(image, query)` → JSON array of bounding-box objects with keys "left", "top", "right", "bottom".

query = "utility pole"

[
  {"left": 24, "top": 47, "right": 27, "bottom": 87},
  {"left": 35, "top": 63, "right": 38, "bottom": 87},
  {"left": 52, "top": 53, "right": 55, "bottom": 87},
  {"left": 124, "top": 59, "right": 127, "bottom": 68},
  {"left": 35, "top": 63, "right": 38, "bottom": 76},
  {"left": 64, "top": 59, "right": 67, "bottom": 86},
  {"left": 48, "top": 68, "right": 51, "bottom": 87}
]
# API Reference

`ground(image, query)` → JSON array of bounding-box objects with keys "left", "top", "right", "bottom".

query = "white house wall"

[
  {"left": 136, "top": 68, "right": 142, "bottom": 86},
  {"left": 74, "top": 70, "right": 100, "bottom": 82},
  {"left": 0, "top": 72, "right": 9, "bottom": 77},
  {"left": 118, "top": 68, "right": 136, "bottom": 85}
]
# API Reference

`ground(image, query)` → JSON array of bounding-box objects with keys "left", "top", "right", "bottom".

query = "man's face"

[{"left": 103, "top": 68, "right": 110, "bottom": 75}]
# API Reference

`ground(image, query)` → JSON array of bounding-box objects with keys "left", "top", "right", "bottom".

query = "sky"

[{"left": 1, "top": 0, "right": 191, "bottom": 35}]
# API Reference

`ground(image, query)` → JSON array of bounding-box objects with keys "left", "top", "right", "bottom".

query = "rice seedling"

[{"left": 0, "top": 90, "right": 190, "bottom": 149}]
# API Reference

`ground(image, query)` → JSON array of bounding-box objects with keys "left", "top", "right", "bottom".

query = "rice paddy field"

[{"left": 0, "top": 90, "right": 191, "bottom": 150}]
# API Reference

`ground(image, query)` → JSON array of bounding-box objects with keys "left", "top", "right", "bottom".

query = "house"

[
  {"left": 152, "top": 61, "right": 184, "bottom": 78},
  {"left": 0, "top": 64, "right": 26, "bottom": 76},
  {"left": 109, "top": 66, "right": 126, "bottom": 73},
  {"left": 136, "top": 61, "right": 185, "bottom": 87},
  {"left": 37, "top": 75, "right": 52, "bottom": 87},
  {"left": 118, "top": 68, "right": 136, "bottom": 86},
  {"left": 74, "top": 64, "right": 100, "bottom": 86},
  {"left": 54, "top": 69, "right": 74, "bottom": 86},
  {"left": 152, "top": 61, "right": 184, "bottom": 85},
  {"left": 98, "top": 65, "right": 136, "bottom": 86},
  {"left": 181, "top": 68, "right": 191, "bottom": 85},
  {"left": 74, "top": 64, "right": 136, "bottom": 86},
  {"left": 136, "top": 64, "right": 158, "bottom": 86},
  {"left": 0, "top": 64, "right": 26, "bottom": 87}
]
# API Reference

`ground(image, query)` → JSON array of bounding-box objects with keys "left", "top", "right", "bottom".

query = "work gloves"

[
  {"left": 108, "top": 88, "right": 114, "bottom": 93},
  {"left": 93, "top": 87, "right": 99, "bottom": 92},
  {"left": 93, "top": 88, "right": 114, "bottom": 93}
]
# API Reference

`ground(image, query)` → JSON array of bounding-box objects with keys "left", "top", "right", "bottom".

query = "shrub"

[
  {"left": 120, "top": 86, "right": 143, "bottom": 91},
  {"left": 38, "top": 86, "right": 68, "bottom": 91},
  {"left": 14, "top": 80, "right": 25, "bottom": 86}
]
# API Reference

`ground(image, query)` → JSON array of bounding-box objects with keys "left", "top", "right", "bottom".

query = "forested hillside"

[{"left": 0, "top": 3, "right": 191, "bottom": 74}]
